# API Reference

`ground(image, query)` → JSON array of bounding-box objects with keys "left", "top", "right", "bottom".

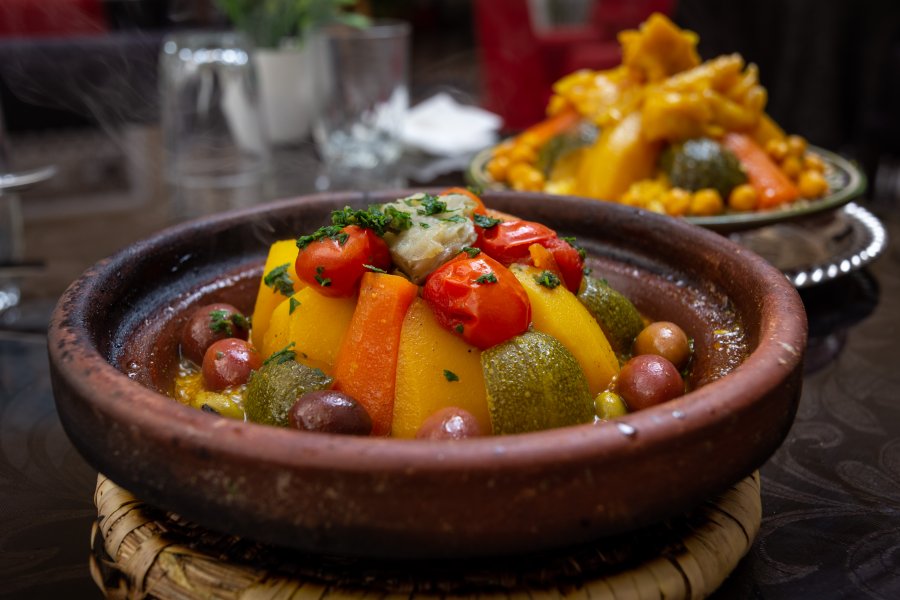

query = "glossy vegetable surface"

[
  {"left": 422, "top": 254, "right": 531, "bottom": 350},
  {"left": 294, "top": 225, "right": 391, "bottom": 297}
]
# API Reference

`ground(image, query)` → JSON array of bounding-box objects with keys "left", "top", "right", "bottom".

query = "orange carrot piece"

[
  {"left": 723, "top": 133, "right": 799, "bottom": 209},
  {"left": 518, "top": 106, "right": 581, "bottom": 148},
  {"left": 332, "top": 272, "right": 419, "bottom": 436},
  {"left": 528, "top": 243, "right": 562, "bottom": 277}
]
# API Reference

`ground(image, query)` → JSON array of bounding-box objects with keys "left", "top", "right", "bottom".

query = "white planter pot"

[{"left": 254, "top": 46, "right": 316, "bottom": 145}]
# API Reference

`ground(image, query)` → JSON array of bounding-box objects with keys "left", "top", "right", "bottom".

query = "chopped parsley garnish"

[
  {"left": 209, "top": 309, "right": 250, "bottom": 335},
  {"left": 474, "top": 214, "right": 501, "bottom": 229},
  {"left": 441, "top": 215, "right": 467, "bottom": 223},
  {"left": 419, "top": 222, "right": 431, "bottom": 229},
  {"left": 454, "top": 324, "right": 464, "bottom": 334},
  {"left": 535, "top": 270, "right": 561, "bottom": 289},
  {"left": 215, "top": 351, "right": 225, "bottom": 360},
  {"left": 382, "top": 206, "right": 413, "bottom": 231},
  {"left": 289, "top": 297, "right": 302, "bottom": 314},
  {"left": 263, "top": 263, "right": 295, "bottom": 297},
  {"left": 467, "top": 184, "right": 484, "bottom": 196},
  {"left": 443, "top": 369, "right": 460, "bottom": 382},
  {"left": 462, "top": 246, "right": 481, "bottom": 258},
  {"left": 417, "top": 194, "right": 447, "bottom": 216},
  {"left": 364, "top": 264, "right": 387, "bottom": 273},
  {"left": 475, "top": 272, "right": 498, "bottom": 284},
  {"left": 562, "top": 236, "right": 587, "bottom": 260},
  {"left": 314, "top": 266, "right": 331, "bottom": 287},
  {"left": 296, "top": 225, "right": 348, "bottom": 250},
  {"left": 264, "top": 342, "right": 296, "bottom": 366}
]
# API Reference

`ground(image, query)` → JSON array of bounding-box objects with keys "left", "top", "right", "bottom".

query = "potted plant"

[{"left": 215, "top": 0, "right": 368, "bottom": 145}]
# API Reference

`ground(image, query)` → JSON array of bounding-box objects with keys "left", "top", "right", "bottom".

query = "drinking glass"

[
  {"left": 311, "top": 21, "right": 410, "bottom": 190},
  {"left": 160, "top": 31, "right": 271, "bottom": 221}
]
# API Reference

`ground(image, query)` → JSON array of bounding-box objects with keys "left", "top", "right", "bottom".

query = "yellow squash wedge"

[
  {"left": 251, "top": 240, "right": 303, "bottom": 349},
  {"left": 261, "top": 287, "right": 356, "bottom": 375},
  {"left": 511, "top": 264, "right": 619, "bottom": 394},
  {"left": 392, "top": 298, "right": 491, "bottom": 438}
]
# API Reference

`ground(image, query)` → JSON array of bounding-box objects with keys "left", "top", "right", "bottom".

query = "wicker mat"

[{"left": 90, "top": 471, "right": 760, "bottom": 599}]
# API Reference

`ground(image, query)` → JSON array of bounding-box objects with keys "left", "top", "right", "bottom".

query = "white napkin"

[{"left": 401, "top": 93, "right": 503, "bottom": 157}]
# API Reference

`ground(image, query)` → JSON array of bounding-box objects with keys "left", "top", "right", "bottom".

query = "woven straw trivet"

[{"left": 90, "top": 471, "right": 760, "bottom": 600}]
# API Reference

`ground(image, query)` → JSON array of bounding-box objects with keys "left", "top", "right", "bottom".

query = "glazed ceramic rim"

[{"left": 49, "top": 191, "right": 806, "bottom": 475}]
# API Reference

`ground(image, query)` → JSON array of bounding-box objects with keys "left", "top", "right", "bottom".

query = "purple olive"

[
  {"left": 181, "top": 303, "right": 249, "bottom": 364},
  {"left": 288, "top": 391, "right": 372, "bottom": 436},
  {"left": 416, "top": 407, "right": 485, "bottom": 440},
  {"left": 615, "top": 354, "right": 685, "bottom": 411}
]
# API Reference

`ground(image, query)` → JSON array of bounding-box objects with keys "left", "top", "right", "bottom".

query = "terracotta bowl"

[{"left": 48, "top": 191, "right": 807, "bottom": 559}]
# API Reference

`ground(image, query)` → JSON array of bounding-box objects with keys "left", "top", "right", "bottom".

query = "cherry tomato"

[
  {"left": 202, "top": 338, "right": 262, "bottom": 391},
  {"left": 542, "top": 237, "right": 584, "bottom": 293},
  {"left": 423, "top": 254, "right": 531, "bottom": 350},
  {"left": 615, "top": 354, "right": 685, "bottom": 411},
  {"left": 439, "top": 187, "right": 487, "bottom": 214},
  {"left": 181, "top": 302, "right": 249, "bottom": 364},
  {"left": 475, "top": 219, "right": 556, "bottom": 266},
  {"left": 295, "top": 225, "right": 391, "bottom": 297}
]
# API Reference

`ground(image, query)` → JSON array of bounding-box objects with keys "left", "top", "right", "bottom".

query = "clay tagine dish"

[{"left": 48, "top": 190, "right": 807, "bottom": 559}]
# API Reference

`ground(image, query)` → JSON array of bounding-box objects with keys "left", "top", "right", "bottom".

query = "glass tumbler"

[
  {"left": 311, "top": 21, "right": 410, "bottom": 190},
  {"left": 160, "top": 31, "right": 270, "bottom": 221}
]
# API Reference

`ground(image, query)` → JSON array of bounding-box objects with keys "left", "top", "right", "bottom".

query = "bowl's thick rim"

[{"left": 48, "top": 190, "right": 807, "bottom": 474}]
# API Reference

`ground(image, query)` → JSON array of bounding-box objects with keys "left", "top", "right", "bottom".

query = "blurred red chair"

[
  {"left": 475, "top": 0, "right": 672, "bottom": 130},
  {"left": 0, "top": 0, "right": 108, "bottom": 37}
]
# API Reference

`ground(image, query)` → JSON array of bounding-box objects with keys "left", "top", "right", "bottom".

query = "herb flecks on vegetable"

[
  {"left": 475, "top": 272, "right": 498, "bottom": 284},
  {"left": 536, "top": 271, "right": 562, "bottom": 289},
  {"left": 462, "top": 246, "right": 481, "bottom": 258},
  {"left": 364, "top": 264, "right": 387, "bottom": 273},
  {"left": 263, "top": 263, "right": 295, "bottom": 297},
  {"left": 474, "top": 214, "right": 501, "bottom": 229},
  {"left": 562, "top": 236, "right": 588, "bottom": 260},
  {"left": 454, "top": 324, "right": 464, "bottom": 334},
  {"left": 289, "top": 297, "right": 301, "bottom": 314},
  {"left": 209, "top": 309, "right": 250, "bottom": 336},
  {"left": 443, "top": 369, "right": 460, "bottom": 382},
  {"left": 263, "top": 342, "right": 296, "bottom": 366},
  {"left": 314, "top": 266, "right": 332, "bottom": 287},
  {"left": 296, "top": 225, "right": 347, "bottom": 250},
  {"left": 417, "top": 194, "right": 447, "bottom": 216},
  {"left": 331, "top": 205, "right": 412, "bottom": 236},
  {"left": 441, "top": 215, "right": 467, "bottom": 223}
]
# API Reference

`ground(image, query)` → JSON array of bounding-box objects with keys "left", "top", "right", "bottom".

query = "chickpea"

[
  {"left": 765, "top": 138, "right": 789, "bottom": 162},
  {"left": 803, "top": 153, "right": 826, "bottom": 173},
  {"left": 486, "top": 155, "right": 511, "bottom": 182},
  {"left": 647, "top": 199, "right": 667, "bottom": 214},
  {"left": 688, "top": 189, "right": 724, "bottom": 216},
  {"left": 798, "top": 170, "right": 828, "bottom": 198},
  {"left": 509, "top": 143, "right": 538, "bottom": 164},
  {"left": 786, "top": 135, "right": 807, "bottom": 157},
  {"left": 662, "top": 188, "right": 692, "bottom": 216},
  {"left": 728, "top": 184, "right": 759, "bottom": 211},
  {"left": 781, "top": 155, "right": 803, "bottom": 180},
  {"left": 508, "top": 163, "right": 545, "bottom": 191}
]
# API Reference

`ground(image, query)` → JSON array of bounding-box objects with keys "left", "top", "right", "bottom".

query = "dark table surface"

[{"left": 2, "top": 179, "right": 899, "bottom": 599}]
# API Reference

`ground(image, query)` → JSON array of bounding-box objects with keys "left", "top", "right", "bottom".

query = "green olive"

[{"left": 594, "top": 391, "right": 628, "bottom": 420}]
